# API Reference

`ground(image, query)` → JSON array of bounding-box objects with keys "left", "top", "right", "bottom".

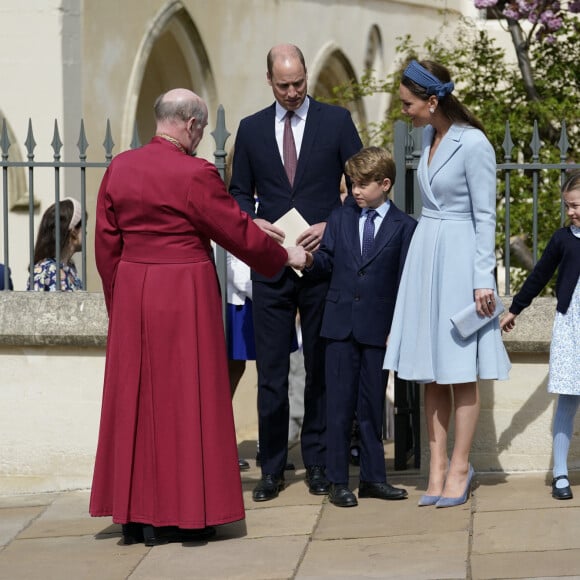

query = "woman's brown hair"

[{"left": 402, "top": 60, "right": 486, "bottom": 134}]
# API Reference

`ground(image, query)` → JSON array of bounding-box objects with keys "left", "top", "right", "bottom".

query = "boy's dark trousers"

[{"left": 325, "top": 337, "right": 388, "bottom": 485}]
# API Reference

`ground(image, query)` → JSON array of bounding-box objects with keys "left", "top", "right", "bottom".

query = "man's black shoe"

[
  {"left": 238, "top": 457, "right": 250, "bottom": 471},
  {"left": 252, "top": 474, "right": 285, "bottom": 502},
  {"left": 358, "top": 481, "right": 408, "bottom": 500},
  {"left": 329, "top": 484, "right": 358, "bottom": 507},
  {"left": 305, "top": 465, "right": 330, "bottom": 495}
]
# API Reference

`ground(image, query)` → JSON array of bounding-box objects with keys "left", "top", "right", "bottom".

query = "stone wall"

[{"left": 0, "top": 292, "right": 576, "bottom": 495}]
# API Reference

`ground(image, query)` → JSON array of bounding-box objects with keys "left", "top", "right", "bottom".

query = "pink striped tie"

[{"left": 283, "top": 111, "right": 297, "bottom": 186}]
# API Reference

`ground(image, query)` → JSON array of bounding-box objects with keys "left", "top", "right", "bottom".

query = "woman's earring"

[{"left": 429, "top": 106, "right": 435, "bottom": 114}]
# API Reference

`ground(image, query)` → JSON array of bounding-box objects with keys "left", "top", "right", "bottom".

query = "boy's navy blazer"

[
  {"left": 229, "top": 97, "right": 363, "bottom": 282},
  {"left": 309, "top": 199, "right": 416, "bottom": 347}
]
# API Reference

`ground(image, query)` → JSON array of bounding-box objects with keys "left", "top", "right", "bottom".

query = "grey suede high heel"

[
  {"left": 436, "top": 464, "right": 474, "bottom": 508},
  {"left": 418, "top": 494, "right": 440, "bottom": 507}
]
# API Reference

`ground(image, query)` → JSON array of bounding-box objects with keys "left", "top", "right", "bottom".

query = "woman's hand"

[{"left": 474, "top": 288, "right": 496, "bottom": 317}]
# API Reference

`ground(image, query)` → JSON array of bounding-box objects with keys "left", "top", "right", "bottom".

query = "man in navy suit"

[
  {"left": 230, "top": 43, "right": 362, "bottom": 501},
  {"left": 0, "top": 264, "right": 14, "bottom": 290},
  {"left": 305, "top": 147, "right": 416, "bottom": 507}
]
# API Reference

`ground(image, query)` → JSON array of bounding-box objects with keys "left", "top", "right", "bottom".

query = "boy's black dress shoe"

[
  {"left": 552, "top": 475, "right": 573, "bottom": 500},
  {"left": 329, "top": 484, "right": 358, "bottom": 507},
  {"left": 252, "top": 474, "right": 285, "bottom": 502},
  {"left": 238, "top": 457, "right": 250, "bottom": 471},
  {"left": 306, "top": 465, "right": 330, "bottom": 495},
  {"left": 358, "top": 481, "right": 408, "bottom": 500}
]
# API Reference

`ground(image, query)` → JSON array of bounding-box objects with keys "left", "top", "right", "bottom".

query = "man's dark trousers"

[{"left": 253, "top": 270, "right": 328, "bottom": 476}]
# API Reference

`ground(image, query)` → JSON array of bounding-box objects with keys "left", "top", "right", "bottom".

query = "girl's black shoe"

[{"left": 552, "top": 475, "right": 573, "bottom": 500}]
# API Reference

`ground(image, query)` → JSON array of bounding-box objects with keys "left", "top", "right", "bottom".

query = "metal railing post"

[{"left": 211, "top": 105, "right": 231, "bottom": 332}]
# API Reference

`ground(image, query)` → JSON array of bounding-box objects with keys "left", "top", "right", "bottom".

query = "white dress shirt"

[{"left": 274, "top": 97, "right": 310, "bottom": 161}]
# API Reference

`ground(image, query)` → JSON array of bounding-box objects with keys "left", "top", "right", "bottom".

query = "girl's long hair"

[{"left": 33, "top": 199, "right": 80, "bottom": 264}]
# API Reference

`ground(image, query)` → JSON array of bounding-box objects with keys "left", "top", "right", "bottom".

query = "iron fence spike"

[
  {"left": 530, "top": 120, "right": 541, "bottom": 160},
  {"left": 24, "top": 119, "right": 37, "bottom": 159},
  {"left": 558, "top": 120, "right": 569, "bottom": 160},
  {"left": 103, "top": 119, "right": 115, "bottom": 161},
  {"left": 0, "top": 119, "right": 10, "bottom": 157},
  {"left": 502, "top": 121, "right": 514, "bottom": 160},
  {"left": 210, "top": 105, "right": 231, "bottom": 148},
  {"left": 77, "top": 119, "right": 89, "bottom": 158},
  {"left": 51, "top": 119, "right": 63, "bottom": 159},
  {"left": 211, "top": 105, "right": 230, "bottom": 181}
]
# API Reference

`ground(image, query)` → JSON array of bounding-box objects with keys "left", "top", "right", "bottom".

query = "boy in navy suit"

[{"left": 305, "top": 147, "right": 416, "bottom": 506}]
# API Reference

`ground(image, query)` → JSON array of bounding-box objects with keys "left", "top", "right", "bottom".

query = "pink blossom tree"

[{"left": 474, "top": 1, "right": 580, "bottom": 100}]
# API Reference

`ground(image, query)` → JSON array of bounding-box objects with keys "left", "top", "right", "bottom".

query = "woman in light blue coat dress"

[{"left": 384, "top": 60, "right": 510, "bottom": 508}]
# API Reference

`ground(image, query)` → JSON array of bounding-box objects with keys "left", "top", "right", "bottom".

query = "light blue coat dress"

[{"left": 384, "top": 123, "right": 511, "bottom": 384}]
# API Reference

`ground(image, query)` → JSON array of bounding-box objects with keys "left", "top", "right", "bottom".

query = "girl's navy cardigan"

[{"left": 510, "top": 227, "right": 580, "bottom": 315}]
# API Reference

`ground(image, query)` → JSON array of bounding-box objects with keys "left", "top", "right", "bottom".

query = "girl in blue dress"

[{"left": 501, "top": 172, "right": 580, "bottom": 500}]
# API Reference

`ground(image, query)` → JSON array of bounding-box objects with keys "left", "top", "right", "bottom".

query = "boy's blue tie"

[{"left": 361, "top": 209, "right": 377, "bottom": 260}]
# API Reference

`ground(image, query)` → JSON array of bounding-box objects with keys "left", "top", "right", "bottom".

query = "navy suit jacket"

[
  {"left": 229, "top": 97, "right": 363, "bottom": 281},
  {"left": 308, "top": 199, "right": 417, "bottom": 347}
]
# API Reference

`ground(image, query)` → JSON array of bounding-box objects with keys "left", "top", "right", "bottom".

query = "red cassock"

[{"left": 89, "top": 137, "right": 287, "bottom": 528}]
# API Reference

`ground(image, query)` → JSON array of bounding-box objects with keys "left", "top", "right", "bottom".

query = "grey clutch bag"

[{"left": 450, "top": 295, "right": 505, "bottom": 339}]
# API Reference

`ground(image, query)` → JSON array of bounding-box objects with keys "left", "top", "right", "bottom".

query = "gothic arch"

[
  {"left": 121, "top": 1, "right": 217, "bottom": 150},
  {"left": 362, "top": 24, "right": 389, "bottom": 134},
  {"left": 364, "top": 24, "right": 383, "bottom": 74},
  {"left": 309, "top": 42, "right": 366, "bottom": 129}
]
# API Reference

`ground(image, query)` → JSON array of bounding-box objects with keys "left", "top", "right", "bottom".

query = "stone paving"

[{"left": 1, "top": 446, "right": 580, "bottom": 580}]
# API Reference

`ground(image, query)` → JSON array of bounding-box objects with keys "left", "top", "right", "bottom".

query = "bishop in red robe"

[{"left": 89, "top": 89, "right": 304, "bottom": 544}]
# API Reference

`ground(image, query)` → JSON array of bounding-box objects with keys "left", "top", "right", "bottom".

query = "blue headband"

[{"left": 403, "top": 60, "right": 454, "bottom": 99}]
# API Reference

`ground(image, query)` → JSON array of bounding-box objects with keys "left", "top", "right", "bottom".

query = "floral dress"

[
  {"left": 27, "top": 259, "right": 82, "bottom": 291},
  {"left": 549, "top": 225, "right": 580, "bottom": 394}
]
